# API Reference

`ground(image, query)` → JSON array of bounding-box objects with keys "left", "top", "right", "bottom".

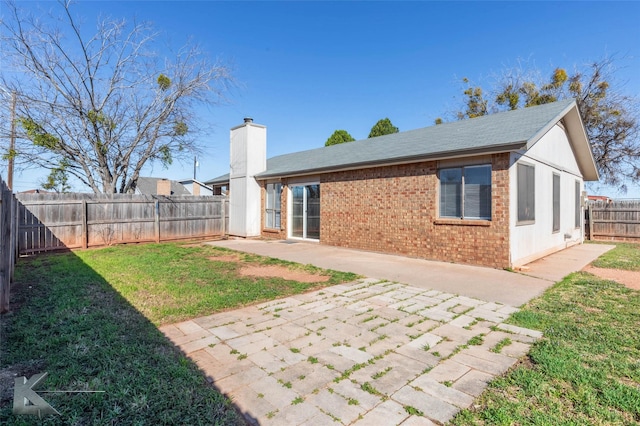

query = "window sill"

[
  {"left": 516, "top": 220, "right": 535, "bottom": 226},
  {"left": 434, "top": 219, "right": 491, "bottom": 227},
  {"left": 262, "top": 228, "right": 282, "bottom": 233}
]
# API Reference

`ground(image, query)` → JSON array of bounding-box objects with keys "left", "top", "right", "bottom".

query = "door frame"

[{"left": 288, "top": 181, "right": 320, "bottom": 241}]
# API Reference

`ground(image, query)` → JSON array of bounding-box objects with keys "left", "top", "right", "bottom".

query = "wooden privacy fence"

[
  {"left": 16, "top": 193, "right": 229, "bottom": 254},
  {"left": 0, "top": 177, "right": 17, "bottom": 313},
  {"left": 586, "top": 199, "right": 640, "bottom": 242}
]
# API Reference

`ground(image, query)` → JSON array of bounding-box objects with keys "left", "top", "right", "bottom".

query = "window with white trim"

[
  {"left": 575, "top": 180, "right": 581, "bottom": 229},
  {"left": 517, "top": 163, "right": 535, "bottom": 223},
  {"left": 265, "top": 183, "right": 282, "bottom": 229},
  {"left": 439, "top": 164, "right": 491, "bottom": 220},
  {"left": 552, "top": 173, "right": 560, "bottom": 233}
]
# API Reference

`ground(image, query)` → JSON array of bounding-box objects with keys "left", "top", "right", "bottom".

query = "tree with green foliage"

[
  {"left": 451, "top": 58, "right": 639, "bottom": 190},
  {"left": 0, "top": 0, "right": 231, "bottom": 193},
  {"left": 41, "top": 160, "right": 71, "bottom": 193},
  {"left": 457, "top": 78, "right": 489, "bottom": 119},
  {"left": 368, "top": 118, "right": 399, "bottom": 138},
  {"left": 325, "top": 129, "right": 356, "bottom": 146}
]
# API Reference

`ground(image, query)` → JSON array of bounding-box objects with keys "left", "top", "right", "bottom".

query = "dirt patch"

[
  {"left": 582, "top": 265, "right": 640, "bottom": 290},
  {"left": 209, "top": 255, "right": 242, "bottom": 262},
  {"left": 208, "top": 255, "right": 329, "bottom": 282},
  {"left": 239, "top": 265, "right": 330, "bottom": 283},
  {"left": 0, "top": 360, "right": 45, "bottom": 407}
]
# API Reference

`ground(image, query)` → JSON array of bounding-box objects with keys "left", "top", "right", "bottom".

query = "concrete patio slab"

[
  {"left": 160, "top": 240, "right": 613, "bottom": 424},
  {"left": 521, "top": 243, "right": 615, "bottom": 282},
  {"left": 207, "top": 240, "right": 612, "bottom": 307}
]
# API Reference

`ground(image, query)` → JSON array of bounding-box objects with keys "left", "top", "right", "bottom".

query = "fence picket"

[
  {"left": 587, "top": 200, "right": 640, "bottom": 242},
  {"left": 16, "top": 193, "right": 229, "bottom": 254},
  {"left": 0, "top": 177, "right": 16, "bottom": 313}
]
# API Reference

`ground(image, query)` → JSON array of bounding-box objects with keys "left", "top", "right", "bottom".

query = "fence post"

[
  {"left": 82, "top": 199, "right": 88, "bottom": 249},
  {"left": 9, "top": 194, "right": 16, "bottom": 281},
  {"left": 154, "top": 199, "right": 160, "bottom": 243},
  {"left": 0, "top": 185, "right": 11, "bottom": 313},
  {"left": 588, "top": 202, "right": 594, "bottom": 241},
  {"left": 225, "top": 197, "right": 229, "bottom": 236}
]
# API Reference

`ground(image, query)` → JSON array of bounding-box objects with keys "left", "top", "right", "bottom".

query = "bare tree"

[
  {"left": 0, "top": 0, "right": 232, "bottom": 193},
  {"left": 449, "top": 58, "right": 639, "bottom": 190}
]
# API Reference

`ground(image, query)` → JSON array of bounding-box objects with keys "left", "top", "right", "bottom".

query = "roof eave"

[
  {"left": 526, "top": 100, "right": 599, "bottom": 181},
  {"left": 255, "top": 142, "right": 526, "bottom": 180},
  {"left": 565, "top": 105, "right": 600, "bottom": 181}
]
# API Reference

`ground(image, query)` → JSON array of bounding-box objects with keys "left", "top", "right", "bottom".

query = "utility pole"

[{"left": 8, "top": 91, "right": 16, "bottom": 190}]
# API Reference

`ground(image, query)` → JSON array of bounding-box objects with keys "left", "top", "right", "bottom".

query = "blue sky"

[{"left": 7, "top": 1, "right": 640, "bottom": 197}]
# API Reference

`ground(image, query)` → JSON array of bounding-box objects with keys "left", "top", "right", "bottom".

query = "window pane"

[
  {"left": 306, "top": 184, "right": 321, "bottom": 239},
  {"left": 265, "top": 183, "right": 282, "bottom": 229},
  {"left": 275, "top": 183, "right": 282, "bottom": 211},
  {"left": 292, "top": 186, "right": 304, "bottom": 238},
  {"left": 266, "top": 183, "right": 274, "bottom": 209},
  {"left": 575, "top": 180, "right": 581, "bottom": 228},
  {"left": 464, "top": 165, "right": 491, "bottom": 219},
  {"left": 517, "top": 163, "right": 535, "bottom": 222},
  {"left": 553, "top": 174, "right": 560, "bottom": 232},
  {"left": 440, "top": 168, "right": 462, "bottom": 218}
]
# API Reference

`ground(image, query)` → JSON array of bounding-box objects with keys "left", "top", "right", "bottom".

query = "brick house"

[{"left": 206, "top": 99, "right": 599, "bottom": 269}]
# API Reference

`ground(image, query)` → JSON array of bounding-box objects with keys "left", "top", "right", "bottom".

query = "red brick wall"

[
  {"left": 259, "top": 154, "right": 511, "bottom": 268},
  {"left": 320, "top": 154, "right": 511, "bottom": 268}
]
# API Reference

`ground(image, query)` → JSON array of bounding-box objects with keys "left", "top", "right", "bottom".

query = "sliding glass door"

[{"left": 291, "top": 184, "right": 320, "bottom": 240}]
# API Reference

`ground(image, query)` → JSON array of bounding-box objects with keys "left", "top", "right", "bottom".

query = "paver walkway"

[{"left": 160, "top": 278, "right": 542, "bottom": 425}]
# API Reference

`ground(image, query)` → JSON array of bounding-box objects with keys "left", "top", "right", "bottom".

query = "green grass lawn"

[
  {"left": 452, "top": 253, "right": 640, "bottom": 425},
  {"left": 591, "top": 242, "right": 640, "bottom": 271},
  {"left": 76, "top": 243, "right": 357, "bottom": 325},
  {"left": 0, "top": 243, "right": 357, "bottom": 425},
  {"left": 4, "top": 241, "right": 639, "bottom": 425}
]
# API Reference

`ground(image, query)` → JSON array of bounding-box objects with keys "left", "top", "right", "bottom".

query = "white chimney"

[{"left": 228, "top": 118, "right": 266, "bottom": 237}]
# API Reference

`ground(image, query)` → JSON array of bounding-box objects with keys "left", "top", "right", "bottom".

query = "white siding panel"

[{"left": 510, "top": 124, "right": 584, "bottom": 267}]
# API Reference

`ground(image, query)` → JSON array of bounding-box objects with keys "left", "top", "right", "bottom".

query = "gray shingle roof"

[
  {"left": 257, "top": 99, "right": 577, "bottom": 178},
  {"left": 136, "top": 177, "right": 191, "bottom": 195},
  {"left": 206, "top": 99, "right": 597, "bottom": 182}
]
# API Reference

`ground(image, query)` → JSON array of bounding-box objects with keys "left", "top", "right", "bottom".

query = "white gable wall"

[{"left": 510, "top": 124, "right": 585, "bottom": 267}]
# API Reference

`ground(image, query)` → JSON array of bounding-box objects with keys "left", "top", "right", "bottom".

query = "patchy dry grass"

[
  {"left": 591, "top": 242, "right": 640, "bottom": 271},
  {"left": 75, "top": 243, "right": 357, "bottom": 325},
  {"left": 0, "top": 243, "right": 357, "bottom": 425},
  {"left": 452, "top": 271, "right": 640, "bottom": 425}
]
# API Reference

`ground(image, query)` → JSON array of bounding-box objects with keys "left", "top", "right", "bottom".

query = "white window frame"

[
  {"left": 552, "top": 173, "right": 560, "bottom": 233},
  {"left": 265, "top": 183, "right": 282, "bottom": 230},
  {"left": 517, "top": 162, "right": 535, "bottom": 225},
  {"left": 288, "top": 181, "right": 320, "bottom": 241},
  {"left": 574, "top": 180, "right": 581, "bottom": 229},
  {"left": 439, "top": 164, "right": 492, "bottom": 220}
]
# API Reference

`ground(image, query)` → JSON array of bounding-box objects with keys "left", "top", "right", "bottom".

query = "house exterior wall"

[
  {"left": 259, "top": 154, "right": 511, "bottom": 268},
  {"left": 510, "top": 124, "right": 585, "bottom": 267}
]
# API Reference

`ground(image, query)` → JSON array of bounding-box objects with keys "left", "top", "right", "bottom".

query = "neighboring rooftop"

[{"left": 136, "top": 177, "right": 191, "bottom": 196}]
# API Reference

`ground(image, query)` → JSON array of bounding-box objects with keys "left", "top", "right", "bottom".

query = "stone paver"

[{"left": 159, "top": 278, "right": 542, "bottom": 425}]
